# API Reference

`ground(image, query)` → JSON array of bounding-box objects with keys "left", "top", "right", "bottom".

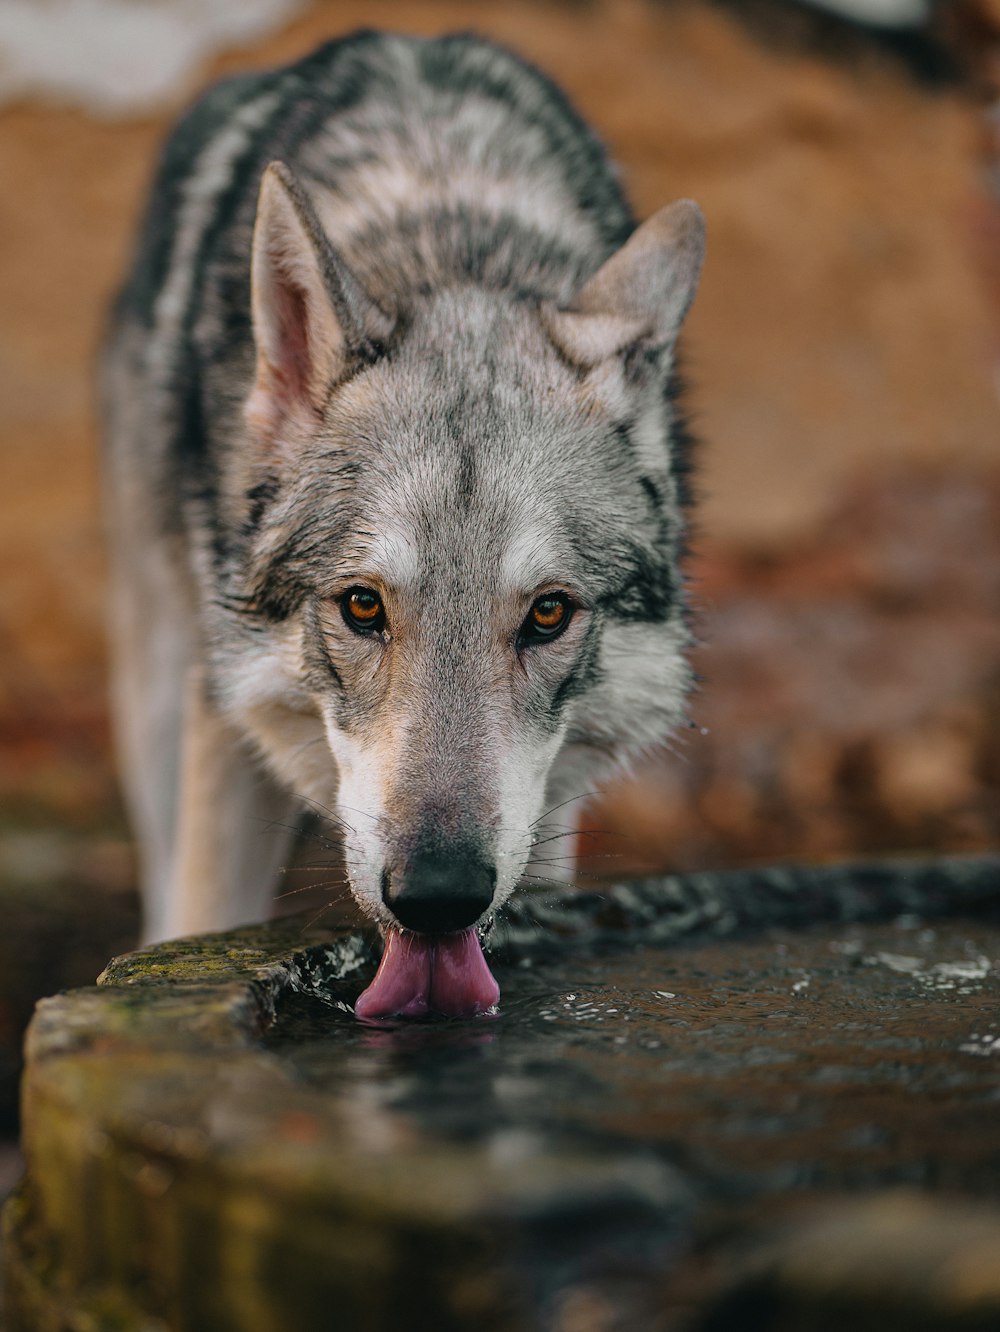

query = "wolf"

[{"left": 102, "top": 30, "right": 704, "bottom": 1019}]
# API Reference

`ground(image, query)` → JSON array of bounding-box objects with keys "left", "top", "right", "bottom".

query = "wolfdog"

[{"left": 103, "top": 30, "right": 704, "bottom": 1018}]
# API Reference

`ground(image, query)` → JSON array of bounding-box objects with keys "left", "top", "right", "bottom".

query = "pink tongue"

[{"left": 354, "top": 928, "right": 500, "bottom": 1020}]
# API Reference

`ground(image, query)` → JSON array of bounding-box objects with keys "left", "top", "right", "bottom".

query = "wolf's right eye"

[{"left": 342, "top": 587, "right": 386, "bottom": 634}]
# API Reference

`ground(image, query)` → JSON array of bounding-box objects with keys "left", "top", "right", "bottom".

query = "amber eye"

[
  {"left": 521, "top": 593, "right": 572, "bottom": 645},
  {"left": 342, "top": 586, "right": 386, "bottom": 634}
]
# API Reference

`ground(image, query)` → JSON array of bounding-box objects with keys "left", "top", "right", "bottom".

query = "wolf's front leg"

[{"left": 148, "top": 671, "right": 301, "bottom": 943}]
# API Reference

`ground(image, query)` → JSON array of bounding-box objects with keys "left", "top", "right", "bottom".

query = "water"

[{"left": 266, "top": 918, "right": 1000, "bottom": 1207}]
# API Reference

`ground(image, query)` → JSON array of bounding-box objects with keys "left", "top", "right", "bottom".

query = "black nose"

[{"left": 384, "top": 851, "right": 496, "bottom": 933}]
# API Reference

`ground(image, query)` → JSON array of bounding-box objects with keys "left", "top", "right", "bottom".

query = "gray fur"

[{"left": 103, "top": 31, "right": 704, "bottom": 941}]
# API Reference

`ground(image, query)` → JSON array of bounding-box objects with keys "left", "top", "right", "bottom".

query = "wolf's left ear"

[
  {"left": 543, "top": 200, "right": 705, "bottom": 370},
  {"left": 246, "top": 161, "right": 392, "bottom": 447}
]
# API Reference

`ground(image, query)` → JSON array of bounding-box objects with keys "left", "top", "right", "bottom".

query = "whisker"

[
  {"left": 298, "top": 900, "right": 343, "bottom": 934},
  {"left": 282, "top": 858, "right": 362, "bottom": 873},
  {"left": 535, "top": 852, "right": 628, "bottom": 863},
  {"left": 301, "top": 794, "right": 379, "bottom": 828},
  {"left": 295, "top": 878, "right": 353, "bottom": 897},
  {"left": 251, "top": 814, "right": 308, "bottom": 839},
  {"left": 274, "top": 879, "right": 350, "bottom": 902},
  {"left": 529, "top": 791, "right": 601, "bottom": 830},
  {"left": 256, "top": 816, "right": 346, "bottom": 855},
  {"left": 529, "top": 827, "right": 615, "bottom": 850},
  {"left": 516, "top": 873, "right": 588, "bottom": 892},
  {"left": 295, "top": 794, "right": 357, "bottom": 830}
]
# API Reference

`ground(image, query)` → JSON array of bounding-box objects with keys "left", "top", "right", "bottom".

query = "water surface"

[{"left": 266, "top": 917, "right": 1000, "bottom": 1206}]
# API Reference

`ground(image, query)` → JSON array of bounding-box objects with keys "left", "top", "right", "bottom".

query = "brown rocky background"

[{"left": 1, "top": 0, "right": 999, "bottom": 1123}]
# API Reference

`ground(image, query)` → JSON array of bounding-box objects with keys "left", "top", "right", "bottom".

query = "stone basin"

[{"left": 3, "top": 855, "right": 1000, "bottom": 1330}]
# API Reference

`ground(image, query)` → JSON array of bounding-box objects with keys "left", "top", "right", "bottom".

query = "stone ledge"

[{"left": 3, "top": 913, "right": 689, "bottom": 1332}]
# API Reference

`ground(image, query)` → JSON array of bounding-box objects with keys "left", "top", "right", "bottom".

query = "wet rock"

[
  {"left": 698, "top": 1192, "right": 1000, "bottom": 1332},
  {"left": 4, "top": 865, "right": 1000, "bottom": 1330},
  {"left": 492, "top": 851, "right": 1000, "bottom": 957}
]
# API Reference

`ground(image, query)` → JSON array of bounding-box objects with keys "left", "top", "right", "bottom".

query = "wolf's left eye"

[
  {"left": 520, "top": 593, "right": 572, "bottom": 645},
  {"left": 342, "top": 586, "right": 386, "bottom": 634}
]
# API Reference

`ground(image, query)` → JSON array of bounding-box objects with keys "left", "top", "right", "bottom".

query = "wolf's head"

[{"left": 230, "top": 162, "right": 703, "bottom": 959}]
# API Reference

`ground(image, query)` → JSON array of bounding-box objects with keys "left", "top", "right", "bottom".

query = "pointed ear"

[
  {"left": 543, "top": 199, "right": 705, "bottom": 369},
  {"left": 246, "top": 161, "right": 391, "bottom": 446}
]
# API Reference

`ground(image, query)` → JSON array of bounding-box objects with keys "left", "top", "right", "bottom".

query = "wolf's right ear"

[{"left": 246, "top": 161, "right": 392, "bottom": 451}]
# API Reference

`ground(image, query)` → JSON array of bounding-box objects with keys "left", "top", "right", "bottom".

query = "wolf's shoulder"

[{"left": 136, "top": 27, "right": 601, "bottom": 211}]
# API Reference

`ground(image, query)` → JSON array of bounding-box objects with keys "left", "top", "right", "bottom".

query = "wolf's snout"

[{"left": 383, "top": 850, "right": 496, "bottom": 933}]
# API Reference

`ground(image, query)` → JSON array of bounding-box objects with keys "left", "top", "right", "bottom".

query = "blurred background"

[{"left": 1, "top": 0, "right": 999, "bottom": 1136}]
